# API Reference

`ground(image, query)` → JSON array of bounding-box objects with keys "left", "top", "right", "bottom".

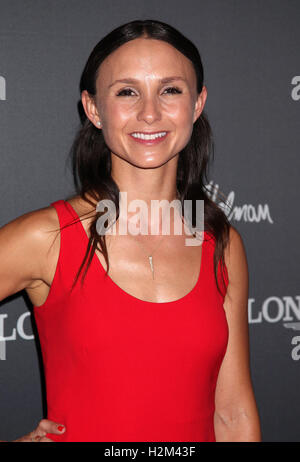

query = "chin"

[{"left": 137, "top": 156, "right": 172, "bottom": 168}]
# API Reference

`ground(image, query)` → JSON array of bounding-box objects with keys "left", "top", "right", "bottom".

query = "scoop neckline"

[{"left": 64, "top": 199, "right": 206, "bottom": 305}]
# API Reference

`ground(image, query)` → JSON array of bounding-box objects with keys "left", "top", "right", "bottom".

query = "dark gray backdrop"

[{"left": 0, "top": 0, "right": 299, "bottom": 442}]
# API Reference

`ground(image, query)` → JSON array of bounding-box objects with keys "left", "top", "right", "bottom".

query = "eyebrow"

[{"left": 108, "top": 76, "right": 188, "bottom": 88}]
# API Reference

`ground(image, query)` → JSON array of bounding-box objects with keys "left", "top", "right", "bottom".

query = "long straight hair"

[{"left": 63, "top": 19, "right": 231, "bottom": 297}]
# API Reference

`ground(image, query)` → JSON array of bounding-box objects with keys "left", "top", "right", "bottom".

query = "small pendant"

[{"left": 148, "top": 255, "right": 154, "bottom": 280}]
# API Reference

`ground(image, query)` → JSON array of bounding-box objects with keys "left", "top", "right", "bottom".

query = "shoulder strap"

[
  {"left": 49, "top": 199, "right": 92, "bottom": 290},
  {"left": 50, "top": 199, "right": 78, "bottom": 228}
]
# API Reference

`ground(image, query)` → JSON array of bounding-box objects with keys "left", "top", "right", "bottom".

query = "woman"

[{"left": 1, "top": 19, "right": 261, "bottom": 442}]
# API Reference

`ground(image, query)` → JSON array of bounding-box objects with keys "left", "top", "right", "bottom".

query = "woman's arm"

[
  {"left": 0, "top": 210, "right": 66, "bottom": 441},
  {"left": 214, "top": 226, "right": 262, "bottom": 442},
  {"left": 0, "top": 208, "right": 53, "bottom": 302}
]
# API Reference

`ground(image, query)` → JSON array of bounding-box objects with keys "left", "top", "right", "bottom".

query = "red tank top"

[{"left": 33, "top": 199, "right": 229, "bottom": 442}]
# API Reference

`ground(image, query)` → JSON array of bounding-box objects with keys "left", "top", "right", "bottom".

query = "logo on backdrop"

[
  {"left": 205, "top": 181, "right": 274, "bottom": 223},
  {"left": 0, "top": 76, "right": 6, "bottom": 100},
  {"left": 0, "top": 312, "right": 33, "bottom": 360},
  {"left": 249, "top": 295, "right": 300, "bottom": 361},
  {"left": 291, "top": 76, "right": 300, "bottom": 101}
]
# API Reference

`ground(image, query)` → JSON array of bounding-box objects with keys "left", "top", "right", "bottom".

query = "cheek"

[
  {"left": 105, "top": 101, "right": 134, "bottom": 125},
  {"left": 168, "top": 101, "right": 195, "bottom": 148},
  {"left": 100, "top": 105, "right": 129, "bottom": 145},
  {"left": 166, "top": 98, "right": 195, "bottom": 126},
  {"left": 100, "top": 105, "right": 130, "bottom": 151}
]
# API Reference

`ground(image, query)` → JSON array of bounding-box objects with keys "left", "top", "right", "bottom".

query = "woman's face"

[{"left": 82, "top": 38, "right": 207, "bottom": 168}]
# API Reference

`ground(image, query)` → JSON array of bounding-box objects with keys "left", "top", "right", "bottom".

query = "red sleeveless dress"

[{"left": 33, "top": 199, "right": 229, "bottom": 442}]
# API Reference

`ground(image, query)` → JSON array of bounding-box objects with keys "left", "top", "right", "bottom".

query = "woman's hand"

[{"left": 12, "top": 419, "right": 65, "bottom": 442}]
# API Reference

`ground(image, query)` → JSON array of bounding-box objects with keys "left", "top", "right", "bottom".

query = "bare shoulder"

[
  {"left": 0, "top": 204, "right": 61, "bottom": 301},
  {"left": 0, "top": 204, "right": 60, "bottom": 247},
  {"left": 1, "top": 206, "right": 59, "bottom": 240},
  {"left": 225, "top": 225, "right": 247, "bottom": 255},
  {"left": 0, "top": 194, "right": 97, "bottom": 303},
  {"left": 224, "top": 225, "right": 249, "bottom": 285},
  {"left": 222, "top": 225, "right": 249, "bottom": 312}
]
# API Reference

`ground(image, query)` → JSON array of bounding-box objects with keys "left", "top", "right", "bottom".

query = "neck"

[{"left": 110, "top": 150, "right": 180, "bottom": 206}]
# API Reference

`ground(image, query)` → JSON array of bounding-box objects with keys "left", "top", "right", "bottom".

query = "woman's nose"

[{"left": 136, "top": 95, "right": 162, "bottom": 124}]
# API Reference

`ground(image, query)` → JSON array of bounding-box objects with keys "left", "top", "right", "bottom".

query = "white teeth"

[{"left": 131, "top": 132, "right": 167, "bottom": 140}]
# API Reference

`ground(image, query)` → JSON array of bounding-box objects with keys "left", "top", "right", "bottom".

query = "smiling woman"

[
  {"left": 81, "top": 37, "right": 205, "bottom": 172},
  {"left": 0, "top": 19, "right": 261, "bottom": 442}
]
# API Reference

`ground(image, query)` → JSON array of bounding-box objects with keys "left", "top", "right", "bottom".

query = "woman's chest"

[{"left": 93, "top": 232, "right": 203, "bottom": 303}]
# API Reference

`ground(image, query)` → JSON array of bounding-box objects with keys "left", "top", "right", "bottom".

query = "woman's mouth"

[{"left": 129, "top": 131, "right": 168, "bottom": 145}]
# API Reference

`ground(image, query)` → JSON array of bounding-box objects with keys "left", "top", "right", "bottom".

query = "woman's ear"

[
  {"left": 81, "top": 90, "right": 102, "bottom": 128},
  {"left": 193, "top": 85, "right": 207, "bottom": 123}
]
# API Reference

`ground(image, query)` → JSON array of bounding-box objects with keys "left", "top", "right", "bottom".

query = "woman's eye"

[
  {"left": 116, "top": 88, "right": 136, "bottom": 97},
  {"left": 163, "top": 87, "right": 182, "bottom": 95}
]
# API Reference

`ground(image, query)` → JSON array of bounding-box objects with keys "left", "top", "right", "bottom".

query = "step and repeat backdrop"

[{"left": 0, "top": 0, "right": 299, "bottom": 442}]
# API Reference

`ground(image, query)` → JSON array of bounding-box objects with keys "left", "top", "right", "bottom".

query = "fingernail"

[{"left": 57, "top": 425, "right": 65, "bottom": 432}]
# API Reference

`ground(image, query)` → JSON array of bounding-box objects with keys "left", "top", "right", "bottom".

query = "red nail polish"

[{"left": 57, "top": 425, "right": 64, "bottom": 432}]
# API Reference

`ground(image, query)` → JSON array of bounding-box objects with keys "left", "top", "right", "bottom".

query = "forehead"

[{"left": 96, "top": 38, "right": 196, "bottom": 86}]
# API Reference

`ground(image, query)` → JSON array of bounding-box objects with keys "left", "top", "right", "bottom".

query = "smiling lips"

[{"left": 129, "top": 131, "right": 168, "bottom": 145}]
